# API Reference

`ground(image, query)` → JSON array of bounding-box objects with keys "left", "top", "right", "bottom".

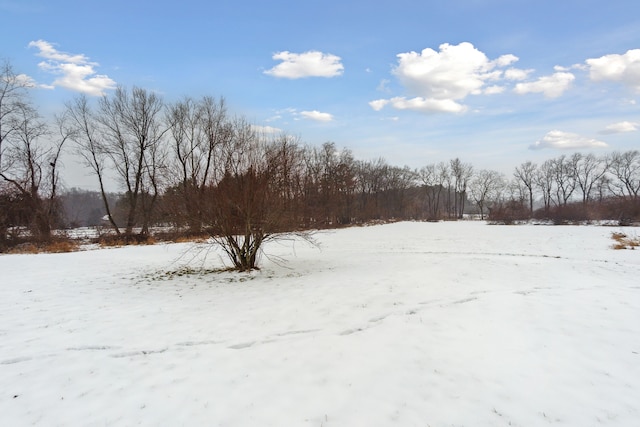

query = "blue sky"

[{"left": 2, "top": 0, "right": 640, "bottom": 180}]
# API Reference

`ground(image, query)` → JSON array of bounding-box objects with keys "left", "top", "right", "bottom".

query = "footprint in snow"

[
  {"left": 228, "top": 341, "right": 255, "bottom": 350},
  {"left": 67, "top": 345, "right": 119, "bottom": 351},
  {"left": 111, "top": 348, "right": 168, "bottom": 358},
  {"left": 176, "top": 340, "right": 221, "bottom": 347},
  {"left": 0, "top": 356, "right": 33, "bottom": 365}
]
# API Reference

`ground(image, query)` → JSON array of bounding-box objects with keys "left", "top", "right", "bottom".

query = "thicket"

[{"left": 2, "top": 60, "right": 640, "bottom": 264}]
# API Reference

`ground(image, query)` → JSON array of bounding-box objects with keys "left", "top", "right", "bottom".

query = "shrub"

[{"left": 487, "top": 201, "right": 530, "bottom": 224}]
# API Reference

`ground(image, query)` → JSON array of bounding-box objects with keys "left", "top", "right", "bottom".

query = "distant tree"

[
  {"left": 469, "top": 170, "right": 505, "bottom": 220},
  {"left": 450, "top": 158, "right": 473, "bottom": 218},
  {"left": 418, "top": 164, "right": 439, "bottom": 219},
  {"left": 302, "top": 142, "right": 357, "bottom": 226},
  {"left": 513, "top": 161, "right": 537, "bottom": 215},
  {"left": 65, "top": 95, "right": 121, "bottom": 234},
  {"left": 1, "top": 60, "right": 29, "bottom": 245},
  {"left": 0, "top": 62, "right": 70, "bottom": 241},
  {"left": 264, "top": 133, "right": 306, "bottom": 225},
  {"left": 382, "top": 165, "right": 417, "bottom": 219},
  {"left": 59, "top": 188, "right": 117, "bottom": 227},
  {"left": 571, "top": 152, "right": 609, "bottom": 205},
  {"left": 552, "top": 155, "right": 578, "bottom": 206},
  {"left": 607, "top": 150, "right": 640, "bottom": 200},
  {"left": 165, "top": 96, "right": 230, "bottom": 233},
  {"left": 353, "top": 157, "right": 388, "bottom": 222},
  {"left": 97, "top": 86, "right": 167, "bottom": 238},
  {"left": 536, "top": 159, "right": 555, "bottom": 213}
]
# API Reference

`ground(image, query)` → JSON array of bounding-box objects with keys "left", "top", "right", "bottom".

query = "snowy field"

[{"left": 1, "top": 221, "right": 639, "bottom": 426}]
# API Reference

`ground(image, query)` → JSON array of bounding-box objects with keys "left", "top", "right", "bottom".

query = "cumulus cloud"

[
  {"left": 264, "top": 51, "right": 344, "bottom": 79},
  {"left": 370, "top": 42, "right": 520, "bottom": 114},
  {"left": 299, "top": 110, "right": 334, "bottom": 122},
  {"left": 393, "top": 42, "right": 515, "bottom": 100},
  {"left": 370, "top": 96, "right": 466, "bottom": 113},
  {"left": 28, "top": 40, "right": 116, "bottom": 96},
  {"left": 513, "top": 72, "right": 575, "bottom": 98},
  {"left": 483, "top": 85, "right": 505, "bottom": 95},
  {"left": 599, "top": 121, "right": 639, "bottom": 134},
  {"left": 586, "top": 49, "right": 640, "bottom": 92},
  {"left": 529, "top": 130, "right": 608, "bottom": 150},
  {"left": 504, "top": 68, "right": 533, "bottom": 81}
]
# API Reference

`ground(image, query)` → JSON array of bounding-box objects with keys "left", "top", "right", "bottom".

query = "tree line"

[{"left": 2, "top": 60, "right": 639, "bottom": 265}]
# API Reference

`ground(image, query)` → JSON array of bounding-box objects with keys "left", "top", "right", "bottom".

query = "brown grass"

[
  {"left": 172, "top": 234, "right": 209, "bottom": 243},
  {"left": 7, "top": 239, "right": 79, "bottom": 254},
  {"left": 611, "top": 232, "right": 640, "bottom": 250},
  {"left": 98, "top": 234, "right": 157, "bottom": 247}
]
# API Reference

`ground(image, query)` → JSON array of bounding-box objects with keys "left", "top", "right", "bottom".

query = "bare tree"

[
  {"left": 264, "top": 133, "right": 306, "bottom": 225},
  {"left": 165, "top": 95, "right": 229, "bottom": 232},
  {"left": 607, "top": 150, "right": 640, "bottom": 200},
  {"left": 382, "top": 165, "right": 417, "bottom": 219},
  {"left": 552, "top": 155, "right": 578, "bottom": 206},
  {"left": 0, "top": 95, "right": 69, "bottom": 239},
  {"left": 571, "top": 152, "right": 609, "bottom": 204},
  {"left": 65, "top": 95, "right": 121, "bottom": 234},
  {"left": 469, "top": 170, "right": 505, "bottom": 220},
  {"left": 97, "top": 86, "right": 166, "bottom": 238},
  {"left": 353, "top": 157, "right": 388, "bottom": 222},
  {"left": 1, "top": 60, "right": 71, "bottom": 244},
  {"left": 513, "top": 161, "right": 537, "bottom": 215},
  {"left": 535, "top": 159, "right": 554, "bottom": 213},
  {"left": 450, "top": 158, "right": 473, "bottom": 219},
  {"left": 1, "top": 61, "right": 31, "bottom": 168},
  {"left": 205, "top": 119, "right": 311, "bottom": 270},
  {"left": 302, "top": 142, "right": 357, "bottom": 226}
]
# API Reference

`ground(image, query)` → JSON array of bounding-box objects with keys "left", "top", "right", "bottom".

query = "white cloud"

[
  {"left": 586, "top": 49, "right": 640, "bottom": 92},
  {"left": 483, "top": 85, "right": 505, "bottom": 95},
  {"left": 371, "top": 42, "right": 519, "bottom": 114},
  {"left": 264, "top": 51, "right": 344, "bottom": 79},
  {"left": 513, "top": 72, "right": 575, "bottom": 98},
  {"left": 392, "top": 42, "right": 510, "bottom": 100},
  {"left": 28, "top": 40, "right": 116, "bottom": 96},
  {"left": 29, "top": 40, "right": 88, "bottom": 64},
  {"left": 378, "top": 96, "right": 467, "bottom": 114},
  {"left": 504, "top": 68, "right": 533, "bottom": 81},
  {"left": 369, "top": 99, "right": 389, "bottom": 111},
  {"left": 494, "top": 54, "right": 519, "bottom": 67},
  {"left": 251, "top": 125, "right": 282, "bottom": 134},
  {"left": 300, "top": 110, "right": 334, "bottom": 122},
  {"left": 14, "top": 73, "right": 38, "bottom": 88},
  {"left": 529, "top": 130, "right": 608, "bottom": 150},
  {"left": 599, "top": 121, "right": 639, "bottom": 134}
]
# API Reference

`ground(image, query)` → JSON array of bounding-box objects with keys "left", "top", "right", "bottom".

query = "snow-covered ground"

[{"left": 1, "top": 221, "right": 639, "bottom": 426}]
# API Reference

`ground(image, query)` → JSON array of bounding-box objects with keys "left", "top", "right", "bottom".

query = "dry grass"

[
  {"left": 97, "top": 235, "right": 157, "bottom": 247},
  {"left": 611, "top": 232, "right": 640, "bottom": 250},
  {"left": 7, "top": 239, "right": 79, "bottom": 254},
  {"left": 173, "top": 235, "right": 209, "bottom": 243}
]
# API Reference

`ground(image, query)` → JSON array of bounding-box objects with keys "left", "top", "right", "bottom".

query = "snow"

[{"left": 1, "top": 221, "right": 639, "bottom": 426}]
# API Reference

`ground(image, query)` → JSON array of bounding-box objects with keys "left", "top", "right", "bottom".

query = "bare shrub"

[{"left": 488, "top": 200, "right": 530, "bottom": 224}]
